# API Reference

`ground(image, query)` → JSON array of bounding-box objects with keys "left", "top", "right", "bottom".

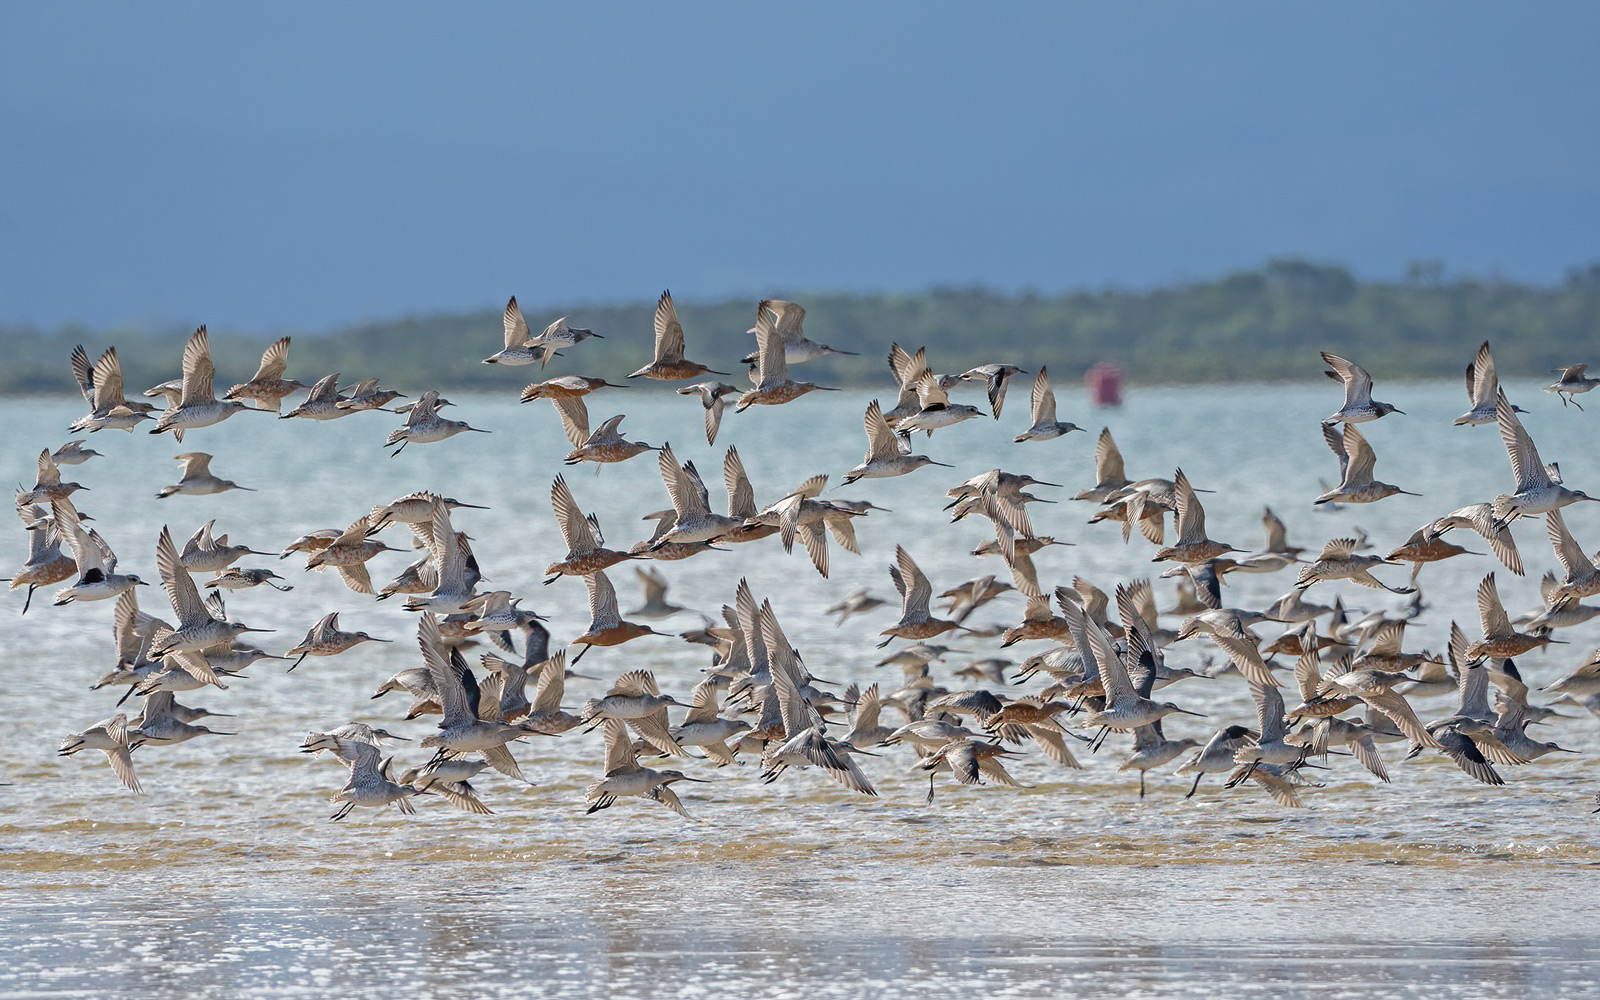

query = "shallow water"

[{"left": 3, "top": 379, "right": 1599, "bottom": 997}]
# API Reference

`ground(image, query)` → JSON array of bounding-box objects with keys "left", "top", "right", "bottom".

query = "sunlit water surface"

[{"left": 3, "top": 381, "right": 1598, "bottom": 998}]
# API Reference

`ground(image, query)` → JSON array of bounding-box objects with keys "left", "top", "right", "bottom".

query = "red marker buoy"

[{"left": 1086, "top": 363, "right": 1122, "bottom": 407}]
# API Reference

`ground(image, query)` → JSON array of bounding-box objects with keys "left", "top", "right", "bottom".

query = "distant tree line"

[{"left": 4, "top": 259, "right": 1598, "bottom": 397}]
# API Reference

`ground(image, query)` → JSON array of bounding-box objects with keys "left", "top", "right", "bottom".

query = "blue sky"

[{"left": 3, "top": 2, "right": 1597, "bottom": 330}]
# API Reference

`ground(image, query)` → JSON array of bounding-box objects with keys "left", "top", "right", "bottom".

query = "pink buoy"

[{"left": 1086, "top": 363, "right": 1122, "bottom": 407}]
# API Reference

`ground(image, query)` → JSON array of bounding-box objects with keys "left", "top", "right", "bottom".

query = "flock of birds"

[{"left": 16, "top": 291, "right": 1600, "bottom": 822}]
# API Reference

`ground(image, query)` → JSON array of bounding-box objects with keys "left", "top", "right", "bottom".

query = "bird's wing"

[
  {"left": 429, "top": 504, "right": 465, "bottom": 592},
  {"left": 1434, "top": 729, "right": 1504, "bottom": 785},
  {"left": 653, "top": 290, "right": 686, "bottom": 363},
  {"left": 895, "top": 546, "right": 933, "bottom": 621},
  {"left": 302, "top": 371, "right": 340, "bottom": 404},
  {"left": 1262, "top": 507, "right": 1288, "bottom": 552},
  {"left": 1173, "top": 469, "right": 1207, "bottom": 545},
  {"left": 475, "top": 671, "right": 506, "bottom": 721},
  {"left": 1322, "top": 423, "right": 1348, "bottom": 480},
  {"left": 338, "top": 564, "right": 374, "bottom": 595},
  {"left": 887, "top": 343, "right": 926, "bottom": 390},
  {"left": 768, "top": 298, "right": 806, "bottom": 344},
  {"left": 1321, "top": 352, "right": 1370, "bottom": 409},
  {"left": 628, "top": 709, "right": 686, "bottom": 756},
  {"left": 637, "top": 565, "right": 669, "bottom": 602},
  {"left": 1239, "top": 765, "right": 1304, "bottom": 807},
  {"left": 406, "top": 389, "right": 440, "bottom": 423},
  {"left": 1362, "top": 687, "right": 1436, "bottom": 747},
  {"left": 1496, "top": 389, "right": 1549, "bottom": 492},
  {"left": 826, "top": 514, "right": 860, "bottom": 555},
  {"left": 157, "top": 526, "right": 209, "bottom": 627},
  {"left": 765, "top": 611, "right": 819, "bottom": 736},
  {"left": 1090, "top": 615, "right": 1135, "bottom": 706},
  {"left": 179, "top": 327, "right": 216, "bottom": 405},
  {"left": 344, "top": 377, "right": 378, "bottom": 399},
  {"left": 329, "top": 736, "right": 382, "bottom": 777},
  {"left": 181, "top": 519, "right": 214, "bottom": 558},
  {"left": 682, "top": 676, "right": 721, "bottom": 725},
  {"left": 600, "top": 716, "right": 637, "bottom": 774},
  {"left": 656, "top": 444, "right": 705, "bottom": 518},
  {"left": 478, "top": 742, "right": 525, "bottom": 782},
  {"left": 1475, "top": 574, "right": 1512, "bottom": 638},
  {"left": 1368, "top": 620, "right": 1405, "bottom": 657},
  {"left": 70, "top": 345, "right": 96, "bottom": 406},
  {"left": 1292, "top": 647, "right": 1324, "bottom": 704},
  {"left": 503, "top": 296, "right": 531, "bottom": 349},
  {"left": 418, "top": 613, "right": 471, "bottom": 726},
  {"left": 531, "top": 651, "right": 567, "bottom": 714},
  {"left": 1210, "top": 633, "right": 1277, "bottom": 690},
  {"left": 704, "top": 396, "right": 724, "bottom": 446},
  {"left": 551, "top": 476, "right": 599, "bottom": 554},
  {"left": 52, "top": 500, "right": 103, "bottom": 574},
  {"left": 1030, "top": 367, "right": 1056, "bottom": 424},
  {"left": 752, "top": 304, "right": 788, "bottom": 388},
  {"left": 552, "top": 396, "right": 591, "bottom": 448},
  {"left": 324, "top": 513, "right": 373, "bottom": 547},
  {"left": 176, "top": 452, "right": 214, "bottom": 480},
  {"left": 92, "top": 348, "right": 128, "bottom": 410},
  {"left": 254, "top": 337, "right": 292, "bottom": 382},
  {"left": 1343, "top": 426, "right": 1379, "bottom": 485},
  {"left": 914, "top": 369, "right": 949, "bottom": 409},
  {"left": 723, "top": 446, "right": 756, "bottom": 518},
  {"left": 985, "top": 369, "right": 1012, "bottom": 419},
  {"left": 1468, "top": 341, "right": 1496, "bottom": 408},
  {"left": 35, "top": 449, "right": 62, "bottom": 487},
  {"left": 112, "top": 589, "right": 144, "bottom": 661},
  {"left": 863, "top": 400, "right": 899, "bottom": 460},
  {"left": 1545, "top": 510, "right": 1592, "bottom": 579},
  {"left": 797, "top": 520, "right": 829, "bottom": 577},
  {"left": 586, "top": 570, "right": 621, "bottom": 631},
  {"left": 1027, "top": 725, "right": 1082, "bottom": 768},
  {"left": 1349, "top": 734, "right": 1390, "bottom": 782},
  {"left": 645, "top": 783, "right": 690, "bottom": 817},
  {"left": 1319, "top": 538, "right": 1358, "bottom": 560},
  {"left": 1250, "top": 680, "right": 1287, "bottom": 744},
  {"left": 1095, "top": 428, "right": 1126, "bottom": 485}
]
